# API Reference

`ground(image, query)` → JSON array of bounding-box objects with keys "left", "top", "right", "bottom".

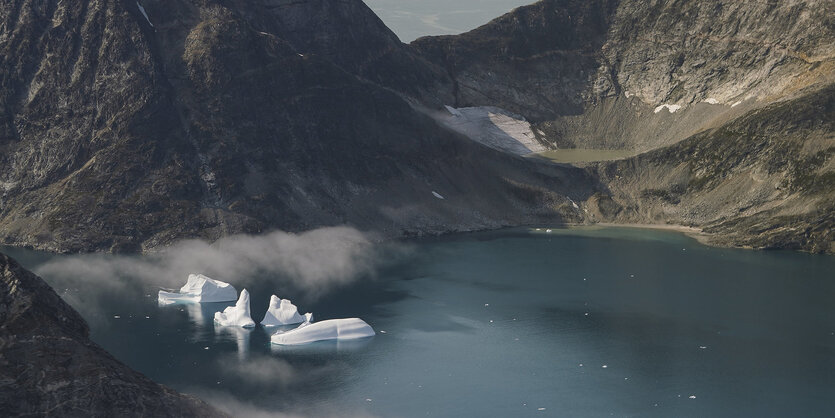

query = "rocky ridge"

[{"left": 0, "top": 251, "right": 226, "bottom": 416}]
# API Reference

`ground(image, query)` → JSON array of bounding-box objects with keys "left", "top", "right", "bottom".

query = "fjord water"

[{"left": 4, "top": 227, "right": 835, "bottom": 417}]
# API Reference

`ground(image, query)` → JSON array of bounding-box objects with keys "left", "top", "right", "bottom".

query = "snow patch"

[
  {"left": 704, "top": 98, "right": 719, "bottom": 105},
  {"left": 214, "top": 289, "right": 256, "bottom": 328},
  {"left": 654, "top": 104, "right": 682, "bottom": 114},
  {"left": 731, "top": 101, "right": 742, "bottom": 108},
  {"left": 261, "top": 295, "right": 310, "bottom": 326},
  {"left": 271, "top": 317, "right": 374, "bottom": 345},
  {"left": 158, "top": 274, "right": 238, "bottom": 304},
  {"left": 438, "top": 106, "right": 546, "bottom": 155},
  {"left": 136, "top": 2, "right": 153, "bottom": 27}
]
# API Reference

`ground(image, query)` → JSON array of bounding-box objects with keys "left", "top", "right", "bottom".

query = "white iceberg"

[
  {"left": 270, "top": 317, "right": 374, "bottom": 345},
  {"left": 261, "top": 295, "right": 311, "bottom": 326},
  {"left": 213, "top": 289, "right": 256, "bottom": 328},
  {"left": 158, "top": 274, "right": 238, "bottom": 304}
]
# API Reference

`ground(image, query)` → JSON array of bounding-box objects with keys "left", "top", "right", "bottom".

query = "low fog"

[{"left": 37, "top": 226, "right": 382, "bottom": 295}]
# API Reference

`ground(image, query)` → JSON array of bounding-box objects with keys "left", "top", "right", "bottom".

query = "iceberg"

[
  {"left": 158, "top": 274, "right": 238, "bottom": 304},
  {"left": 213, "top": 289, "right": 256, "bottom": 328},
  {"left": 271, "top": 317, "right": 374, "bottom": 345},
  {"left": 261, "top": 295, "right": 311, "bottom": 326}
]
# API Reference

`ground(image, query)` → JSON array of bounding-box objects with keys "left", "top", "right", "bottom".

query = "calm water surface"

[{"left": 4, "top": 227, "right": 835, "bottom": 417}]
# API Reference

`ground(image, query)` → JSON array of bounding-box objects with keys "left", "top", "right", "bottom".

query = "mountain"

[
  {"left": 413, "top": 0, "right": 834, "bottom": 253},
  {"left": 0, "top": 0, "right": 832, "bottom": 255},
  {"left": 0, "top": 0, "right": 590, "bottom": 253},
  {"left": 0, "top": 251, "right": 225, "bottom": 416}
]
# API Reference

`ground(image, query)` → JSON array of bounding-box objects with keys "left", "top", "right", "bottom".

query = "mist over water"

[{"left": 5, "top": 227, "right": 835, "bottom": 417}]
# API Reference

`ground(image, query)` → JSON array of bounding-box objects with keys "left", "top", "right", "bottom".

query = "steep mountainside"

[
  {"left": 0, "top": 251, "right": 225, "bottom": 416},
  {"left": 414, "top": 0, "right": 834, "bottom": 150},
  {"left": 0, "top": 0, "right": 591, "bottom": 253},
  {"left": 0, "top": 0, "right": 832, "bottom": 255},
  {"left": 413, "top": 0, "right": 834, "bottom": 253}
]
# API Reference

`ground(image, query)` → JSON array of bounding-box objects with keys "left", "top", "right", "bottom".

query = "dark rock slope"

[
  {"left": 0, "top": 251, "right": 225, "bottom": 416},
  {"left": 0, "top": 0, "right": 591, "bottom": 253}
]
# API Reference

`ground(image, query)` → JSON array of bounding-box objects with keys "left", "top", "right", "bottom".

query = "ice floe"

[
  {"left": 158, "top": 274, "right": 238, "bottom": 304},
  {"left": 214, "top": 289, "right": 256, "bottom": 328},
  {"left": 432, "top": 191, "right": 445, "bottom": 200},
  {"left": 654, "top": 104, "right": 682, "bottom": 114},
  {"left": 271, "top": 317, "right": 374, "bottom": 345},
  {"left": 261, "top": 295, "right": 310, "bottom": 326}
]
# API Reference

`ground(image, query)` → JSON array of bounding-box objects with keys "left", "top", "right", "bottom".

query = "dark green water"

[{"left": 4, "top": 227, "right": 834, "bottom": 417}]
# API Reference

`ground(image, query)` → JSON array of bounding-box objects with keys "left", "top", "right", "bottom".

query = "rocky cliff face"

[
  {"left": 413, "top": 0, "right": 834, "bottom": 253},
  {"left": 0, "top": 0, "right": 591, "bottom": 253},
  {"left": 0, "top": 251, "right": 225, "bottom": 416},
  {"left": 414, "top": 0, "right": 833, "bottom": 148},
  {"left": 0, "top": 0, "right": 831, "bottom": 255}
]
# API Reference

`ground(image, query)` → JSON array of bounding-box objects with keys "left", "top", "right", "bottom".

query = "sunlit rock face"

[{"left": 0, "top": 252, "right": 225, "bottom": 416}]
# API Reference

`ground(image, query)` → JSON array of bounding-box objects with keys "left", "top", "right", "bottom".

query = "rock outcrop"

[
  {"left": 0, "top": 0, "right": 831, "bottom": 254},
  {"left": 413, "top": 0, "right": 834, "bottom": 253},
  {"left": 0, "top": 251, "right": 226, "bottom": 416},
  {"left": 0, "top": 0, "right": 591, "bottom": 253}
]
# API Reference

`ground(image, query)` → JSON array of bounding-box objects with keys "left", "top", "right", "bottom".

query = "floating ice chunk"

[
  {"left": 432, "top": 191, "right": 445, "bottom": 199},
  {"left": 704, "top": 98, "right": 719, "bottom": 105},
  {"left": 653, "top": 104, "right": 682, "bottom": 114},
  {"left": 271, "top": 317, "right": 375, "bottom": 345},
  {"left": 214, "top": 289, "right": 256, "bottom": 328},
  {"left": 261, "top": 295, "right": 310, "bottom": 326},
  {"left": 158, "top": 274, "right": 237, "bottom": 304},
  {"left": 689, "top": 395, "right": 696, "bottom": 399},
  {"left": 136, "top": 2, "right": 153, "bottom": 27}
]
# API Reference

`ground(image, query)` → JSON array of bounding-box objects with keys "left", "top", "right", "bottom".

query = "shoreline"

[{"left": 562, "top": 222, "right": 713, "bottom": 246}]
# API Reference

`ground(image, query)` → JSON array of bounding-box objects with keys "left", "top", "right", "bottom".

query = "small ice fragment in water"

[
  {"left": 261, "top": 295, "right": 309, "bottom": 326},
  {"left": 699, "top": 346, "right": 707, "bottom": 349},
  {"left": 145, "top": 316, "right": 150, "bottom": 319},
  {"left": 213, "top": 289, "right": 256, "bottom": 328},
  {"left": 579, "top": 363, "right": 583, "bottom": 367},
  {"left": 584, "top": 313, "right": 589, "bottom": 316},
  {"left": 380, "top": 330, "right": 387, "bottom": 334},
  {"left": 366, "top": 399, "right": 372, "bottom": 402},
  {"left": 538, "top": 408, "right": 546, "bottom": 411},
  {"left": 271, "top": 318, "right": 374, "bottom": 345},
  {"left": 689, "top": 395, "right": 696, "bottom": 399},
  {"left": 432, "top": 191, "right": 445, "bottom": 199},
  {"left": 484, "top": 303, "right": 489, "bottom": 307},
  {"left": 159, "top": 274, "right": 237, "bottom": 304},
  {"left": 546, "top": 229, "right": 552, "bottom": 233},
  {"left": 204, "top": 346, "right": 209, "bottom": 350},
  {"left": 489, "top": 320, "right": 493, "bottom": 323},
  {"left": 602, "top": 365, "right": 608, "bottom": 368},
  {"left": 113, "top": 315, "right": 120, "bottom": 319}
]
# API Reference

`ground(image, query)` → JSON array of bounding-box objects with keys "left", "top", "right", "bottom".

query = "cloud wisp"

[{"left": 35, "top": 226, "right": 388, "bottom": 301}]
